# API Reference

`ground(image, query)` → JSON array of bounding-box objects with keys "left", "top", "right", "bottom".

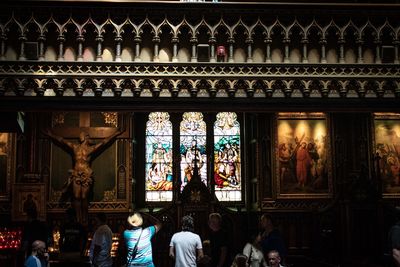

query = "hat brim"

[{"left": 127, "top": 214, "right": 143, "bottom": 227}]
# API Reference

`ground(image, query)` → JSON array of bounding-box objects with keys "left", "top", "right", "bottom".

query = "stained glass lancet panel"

[
  {"left": 145, "top": 112, "right": 173, "bottom": 202},
  {"left": 180, "top": 112, "right": 207, "bottom": 191},
  {"left": 214, "top": 112, "right": 241, "bottom": 201}
]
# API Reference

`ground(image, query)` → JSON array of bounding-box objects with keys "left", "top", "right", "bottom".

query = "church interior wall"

[
  {"left": 0, "top": 110, "right": 397, "bottom": 267},
  {"left": 0, "top": 1, "right": 400, "bottom": 266}
]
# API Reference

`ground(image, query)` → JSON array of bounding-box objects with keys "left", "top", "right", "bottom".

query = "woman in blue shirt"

[{"left": 123, "top": 212, "right": 162, "bottom": 267}]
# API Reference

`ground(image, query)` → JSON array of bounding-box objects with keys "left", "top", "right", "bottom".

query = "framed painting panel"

[
  {"left": 0, "top": 133, "right": 15, "bottom": 201},
  {"left": 275, "top": 112, "right": 333, "bottom": 198},
  {"left": 373, "top": 113, "right": 400, "bottom": 198},
  {"left": 12, "top": 183, "right": 46, "bottom": 221}
]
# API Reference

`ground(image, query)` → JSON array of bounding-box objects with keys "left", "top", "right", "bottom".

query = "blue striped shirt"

[{"left": 124, "top": 226, "right": 156, "bottom": 267}]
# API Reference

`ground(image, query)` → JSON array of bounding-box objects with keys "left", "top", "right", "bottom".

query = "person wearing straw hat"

[{"left": 123, "top": 212, "right": 162, "bottom": 267}]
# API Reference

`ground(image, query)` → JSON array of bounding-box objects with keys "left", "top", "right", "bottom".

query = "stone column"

[
  {"left": 0, "top": 34, "right": 6, "bottom": 60},
  {"left": 57, "top": 34, "right": 65, "bottom": 61},
  {"left": 153, "top": 36, "right": 160, "bottom": 62},
  {"left": 134, "top": 36, "right": 142, "bottom": 62},
  {"left": 96, "top": 35, "right": 104, "bottom": 61},
  {"left": 228, "top": 37, "right": 235, "bottom": 63},
  {"left": 77, "top": 35, "right": 84, "bottom": 61},
  {"left": 38, "top": 35, "right": 46, "bottom": 61},
  {"left": 190, "top": 37, "right": 198, "bottom": 62},
  {"left": 338, "top": 38, "right": 345, "bottom": 64},
  {"left": 265, "top": 37, "right": 272, "bottom": 63},
  {"left": 283, "top": 37, "right": 290, "bottom": 63},
  {"left": 18, "top": 35, "right": 27, "bottom": 60},
  {"left": 375, "top": 41, "right": 382, "bottom": 64},
  {"left": 172, "top": 37, "right": 179, "bottom": 62},
  {"left": 356, "top": 39, "right": 364, "bottom": 64},
  {"left": 394, "top": 40, "right": 399, "bottom": 64},
  {"left": 246, "top": 38, "right": 253, "bottom": 63},
  {"left": 320, "top": 38, "right": 327, "bottom": 63},
  {"left": 209, "top": 37, "right": 216, "bottom": 63},
  {"left": 115, "top": 36, "right": 122, "bottom": 62},
  {"left": 301, "top": 38, "right": 308, "bottom": 63}
]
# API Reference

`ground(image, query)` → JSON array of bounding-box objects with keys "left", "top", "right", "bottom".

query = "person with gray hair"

[
  {"left": 169, "top": 215, "right": 204, "bottom": 267},
  {"left": 267, "top": 250, "right": 284, "bottom": 267},
  {"left": 24, "top": 240, "right": 49, "bottom": 267}
]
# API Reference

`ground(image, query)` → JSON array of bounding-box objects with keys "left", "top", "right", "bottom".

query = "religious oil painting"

[
  {"left": 0, "top": 132, "right": 14, "bottom": 201},
  {"left": 374, "top": 113, "right": 400, "bottom": 197},
  {"left": 12, "top": 183, "right": 46, "bottom": 221},
  {"left": 276, "top": 113, "right": 332, "bottom": 198}
]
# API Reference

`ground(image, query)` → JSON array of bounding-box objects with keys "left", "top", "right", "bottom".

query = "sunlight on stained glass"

[
  {"left": 180, "top": 112, "right": 207, "bottom": 191},
  {"left": 214, "top": 112, "right": 241, "bottom": 201},
  {"left": 145, "top": 112, "right": 173, "bottom": 202}
]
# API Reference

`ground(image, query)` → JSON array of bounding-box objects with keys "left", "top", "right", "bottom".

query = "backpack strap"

[{"left": 127, "top": 228, "right": 143, "bottom": 265}]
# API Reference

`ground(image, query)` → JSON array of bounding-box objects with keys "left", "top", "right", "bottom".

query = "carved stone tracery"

[
  {"left": 0, "top": 62, "right": 398, "bottom": 99},
  {"left": 0, "top": 4, "right": 399, "bottom": 100}
]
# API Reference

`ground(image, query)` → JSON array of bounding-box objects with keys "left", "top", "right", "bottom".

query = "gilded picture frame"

[
  {"left": 12, "top": 183, "right": 46, "bottom": 221},
  {"left": 0, "top": 132, "right": 15, "bottom": 201},
  {"left": 373, "top": 113, "right": 400, "bottom": 198},
  {"left": 275, "top": 112, "right": 333, "bottom": 199}
]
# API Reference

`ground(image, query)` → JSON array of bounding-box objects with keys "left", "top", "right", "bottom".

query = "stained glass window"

[
  {"left": 180, "top": 112, "right": 207, "bottom": 190},
  {"left": 145, "top": 112, "right": 173, "bottom": 201},
  {"left": 214, "top": 112, "right": 241, "bottom": 201}
]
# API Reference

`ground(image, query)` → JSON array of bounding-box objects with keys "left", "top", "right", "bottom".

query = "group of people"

[
  {"left": 123, "top": 211, "right": 287, "bottom": 267},
  {"left": 124, "top": 212, "right": 228, "bottom": 267},
  {"left": 22, "top": 209, "right": 287, "bottom": 267},
  {"left": 21, "top": 202, "right": 49, "bottom": 267},
  {"left": 237, "top": 214, "right": 286, "bottom": 267},
  {"left": 230, "top": 250, "right": 283, "bottom": 267},
  {"left": 22, "top": 206, "right": 86, "bottom": 267},
  {"left": 22, "top": 207, "right": 113, "bottom": 267}
]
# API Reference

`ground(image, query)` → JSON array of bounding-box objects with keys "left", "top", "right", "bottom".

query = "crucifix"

[{"left": 44, "top": 112, "right": 122, "bottom": 225}]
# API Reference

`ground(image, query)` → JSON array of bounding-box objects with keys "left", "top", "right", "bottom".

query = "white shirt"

[
  {"left": 170, "top": 231, "right": 202, "bottom": 267},
  {"left": 243, "top": 243, "right": 267, "bottom": 267}
]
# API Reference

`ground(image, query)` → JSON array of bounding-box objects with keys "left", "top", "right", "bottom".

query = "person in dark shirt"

[
  {"left": 259, "top": 214, "right": 287, "bottom": 264},
  {"left": 59, "top": 207, "right": 86, "bottom": 261},
  {"left": 206, "top": 213, "right": 230, "bottom": 267},
  {"left": 389, "top": 207, "right": 400, "bottom": 267},
  {"left": 21, "top": 207, "right": 48, "bottom": 258}
]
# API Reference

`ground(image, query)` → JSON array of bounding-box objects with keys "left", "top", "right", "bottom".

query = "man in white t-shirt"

[
  {"left": 90, "top": 212, "right": 113, "bottom": 267},
  {"left": 169, "top": 215, "right": 204, "bottom": 267}
]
